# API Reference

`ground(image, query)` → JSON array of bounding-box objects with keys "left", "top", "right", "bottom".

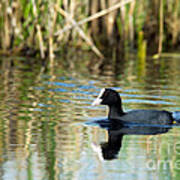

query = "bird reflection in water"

[{"left": 87, "top": 119, "right": 172, "bottom": 160}]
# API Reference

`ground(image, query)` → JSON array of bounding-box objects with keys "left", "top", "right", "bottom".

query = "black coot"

[{"left": 92, "top": 88, "right": 180, "bottom": 125}]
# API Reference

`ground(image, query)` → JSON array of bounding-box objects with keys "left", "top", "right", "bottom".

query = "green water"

[{"left": 0, "top": 55, "right": 180, "bottom": 180}]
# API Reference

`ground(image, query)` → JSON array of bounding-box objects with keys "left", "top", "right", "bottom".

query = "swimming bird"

[{"left": 92, "top": 88, "right": 180, "bottom": 125}]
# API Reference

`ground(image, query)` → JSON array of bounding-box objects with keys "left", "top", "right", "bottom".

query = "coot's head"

[{"left": 92, "top": 88, "right": 121, "bottom": 106}]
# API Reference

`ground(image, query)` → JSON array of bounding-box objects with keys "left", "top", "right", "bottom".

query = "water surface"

[{"left": 0, "top": 55, "right": 180, "bottom": 180}]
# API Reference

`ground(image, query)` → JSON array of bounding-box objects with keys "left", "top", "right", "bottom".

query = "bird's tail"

[{"left": 172, "top": 111, "right": 180, "bottom": 123}]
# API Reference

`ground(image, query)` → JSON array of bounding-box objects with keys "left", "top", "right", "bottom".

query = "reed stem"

[
  {"left": 55, "top": 0, "right": 134, "bottom": 36},
  {"left": 158, "top": 0, "right": 164, "bottom": 55},
  {"left": 55, "top": 6, "right": 104, "bottom": 59}
]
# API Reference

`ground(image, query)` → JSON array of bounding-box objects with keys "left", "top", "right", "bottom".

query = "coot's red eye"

[{"left": 103, "top": 91, "right": 108, "bottom": 97}]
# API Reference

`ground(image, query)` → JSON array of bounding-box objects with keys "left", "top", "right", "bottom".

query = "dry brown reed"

[{"left": 0, "top": 0, "right": 180, "bottom": 60}]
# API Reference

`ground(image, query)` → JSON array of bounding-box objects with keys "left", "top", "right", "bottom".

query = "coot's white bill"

[
  {"left": 92, "top": 98, "right": 102, "bottom": 106},
  {"left": 92, "top": 88, "right": 105, "bottom": 106}
]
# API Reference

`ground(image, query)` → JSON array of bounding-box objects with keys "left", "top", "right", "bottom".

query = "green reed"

[{"left": 0, "top": 0, "right": 180, "bottom": 60}]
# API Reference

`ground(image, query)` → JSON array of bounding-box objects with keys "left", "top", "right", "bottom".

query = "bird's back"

[{"left": 115, "top": 109, "right": 173, "bottom": 125}]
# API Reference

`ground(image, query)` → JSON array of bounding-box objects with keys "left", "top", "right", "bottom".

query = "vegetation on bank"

[{"left": 0, "top": 0, "right": 180, "bottom": 60}]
